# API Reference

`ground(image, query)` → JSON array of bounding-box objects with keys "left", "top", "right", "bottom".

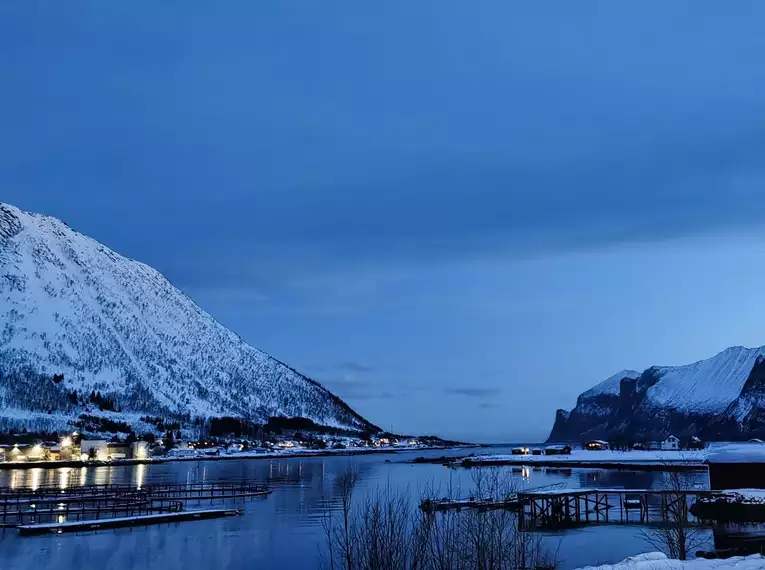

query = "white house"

[{"left": 661, "top": 435, "right": 680, "bottom": 451}]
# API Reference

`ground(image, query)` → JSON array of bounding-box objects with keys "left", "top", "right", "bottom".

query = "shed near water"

[{"left": 706, "top": 444, "right": 765, "bottom": 490}]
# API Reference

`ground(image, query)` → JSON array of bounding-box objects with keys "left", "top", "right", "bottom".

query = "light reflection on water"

[
  {"left": 59, "top": 468, "right": 70, "bottom": 490},
  {"left": 0, "top": 447, "right": 710, "bottom": 569},
  {"left": 29, "top": 468, "right": 41, "bottom": 491}
]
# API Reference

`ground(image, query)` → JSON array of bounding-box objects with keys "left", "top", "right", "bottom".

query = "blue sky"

[{"left": 2, "top": 2, "right": 765, "bottom": 441}]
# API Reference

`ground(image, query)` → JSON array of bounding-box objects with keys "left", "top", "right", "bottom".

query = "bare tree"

[
  {"left": 322, "top": 465, "right": 559, "bottom": 570},
  {"left": 640, "top": 467, "right": 704, "bottom": 560},
  {"left": 320, "top": 466, "right": 360, "bottom": 570}
]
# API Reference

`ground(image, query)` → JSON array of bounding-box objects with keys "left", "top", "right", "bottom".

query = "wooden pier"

[
  {"left": 17, "top": 508, "right": 241, "bottom": 535},
  {"left": 518, "top": 488, "right": 712, "bottom": 530}
]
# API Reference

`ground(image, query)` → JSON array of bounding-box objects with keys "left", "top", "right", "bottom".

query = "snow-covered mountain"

[
  {"left": 548, "top": 346, "right": 765, "bottom": 442},
  {"left": 0, "top": 202, "right": 375, "bottom": 434}
]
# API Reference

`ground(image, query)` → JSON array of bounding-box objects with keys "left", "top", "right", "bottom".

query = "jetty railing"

[{"left": 517, "top": 488, "right": 713, "bottom": 530}]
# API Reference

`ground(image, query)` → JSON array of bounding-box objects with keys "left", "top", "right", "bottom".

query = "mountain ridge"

[
  {"left": 0, "top": 202, "right": 376, "bottom": 435},
  {"left": 548, "top": 345, "right": 765, "bottom": 442}
]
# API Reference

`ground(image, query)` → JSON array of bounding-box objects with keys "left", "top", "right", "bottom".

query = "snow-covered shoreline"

[
  {"left": 0, "top": 444, "right": 477, "bottom": 470},
  {"left": 461, "top": 449, "right": 708, "bottom": 469}
]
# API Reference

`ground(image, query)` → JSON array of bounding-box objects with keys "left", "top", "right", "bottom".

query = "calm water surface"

[{"left": 0, "top": 446, "right": 710, "bottom": 569}]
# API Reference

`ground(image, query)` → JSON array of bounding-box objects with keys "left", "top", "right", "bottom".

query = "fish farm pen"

[{"left": 0, "top": 482, "right": 271, "bottom": 533}]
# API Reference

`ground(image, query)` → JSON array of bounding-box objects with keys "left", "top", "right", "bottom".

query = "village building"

[
  {"left": 80, "top": 439, "right": 109, "bottom": 461},
  {"left": 661, "top": 435, "right": 680, "bottom": 451},
  {"left": 544, "top": 444, "right": 572, "bottom": 455},
  {"left": 131, "top": 441, "right": 150, "bottom": 459},
  {"left": 688, "top": 435, "right": 704, "bottom": 450},
  {"left": 584, "top": 440, "right": 609, "bottom": 451},
  {"left": 106, "top": 442, "right": 131, "bottom": 459}
]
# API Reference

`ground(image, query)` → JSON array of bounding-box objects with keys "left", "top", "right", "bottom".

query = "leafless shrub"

[
  {"left": 639, "top": 465, "right": 704, "bottom": 561},
  {"left": 321, "top": 466, "right": 559, "bottom": 570}
]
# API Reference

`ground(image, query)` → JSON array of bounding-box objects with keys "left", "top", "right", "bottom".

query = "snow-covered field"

[{"left": 577, "top": 552, "right": 765, "bottom": 569}]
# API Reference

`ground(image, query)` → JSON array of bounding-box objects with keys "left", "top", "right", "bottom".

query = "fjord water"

[{"left": 0, "top": 447, "right": 710, "bottom": 569}]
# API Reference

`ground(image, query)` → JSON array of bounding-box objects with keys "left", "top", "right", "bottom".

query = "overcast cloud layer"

[{"left": 3, "top": 1, "right": 765, "bottom": 440}]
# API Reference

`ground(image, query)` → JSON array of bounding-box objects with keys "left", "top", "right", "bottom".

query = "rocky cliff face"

[
  {"left": 0, "top": 202, "right": 376, "bottom": 434},
  {"left": 548, "top": 347, "right": 765, "bottom": 442}
]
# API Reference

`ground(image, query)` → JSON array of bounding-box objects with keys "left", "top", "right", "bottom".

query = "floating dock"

[
  {"left": 420, "top": 484, "right": 565, "bottom": 513},
  {"left": 419, "top": 496, "right": 522, "bottom": 513},
  {"left": 17, "top": 508, "right": 240, "bottom": 535}
]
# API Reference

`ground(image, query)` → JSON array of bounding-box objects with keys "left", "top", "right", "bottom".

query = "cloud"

[
  {"left": 444, "top": 387, "right": 502, "bottom": 398},
  {"left": 320, "top": 375, "right": 393, "bottom": 401},
  {"left": 338, "top": 361, "right": 374, "bottom": 373}
]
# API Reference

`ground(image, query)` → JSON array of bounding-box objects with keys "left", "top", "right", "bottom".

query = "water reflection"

[
  {"left": 30, "top": 468, "right": 41, "bottom": 491},
  {"left": 135, "top": 463, "right": 146, "bottom": 490},
  {"left": 0, "top": 448, "right": 711, "bottom": 570},
  {"left": 59, "top": 468, "right": 71, "bottom": 490}
]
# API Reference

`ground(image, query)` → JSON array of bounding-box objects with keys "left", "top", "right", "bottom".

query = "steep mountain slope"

[
  {"left": 0, "top": 203, "right": 375, "bottom": 434},
  {"left": 548, "top": 346, "right": 765, "bottom": 442}
]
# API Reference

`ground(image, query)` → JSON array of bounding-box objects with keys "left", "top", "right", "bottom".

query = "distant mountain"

[
  {"left": 0, "top": 202, "right": 376, "bottom": 435},
  {"left": 548, "top": 346, "right": 765, "bottom": 442}
]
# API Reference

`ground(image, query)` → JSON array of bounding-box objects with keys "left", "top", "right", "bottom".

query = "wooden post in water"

[{"left": 644, "top": 493, "right": 648, "bottom": 523}]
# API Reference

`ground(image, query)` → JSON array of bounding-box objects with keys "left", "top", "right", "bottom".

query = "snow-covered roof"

[
  {"left": 706, "top": 443, "right": 765, "bottom": 464},
  {"left": 664, "top": 435, "right": 679, "bottom": 441},
  {"left": 587, "top": 440, "right": 609, "bottom": 445}
]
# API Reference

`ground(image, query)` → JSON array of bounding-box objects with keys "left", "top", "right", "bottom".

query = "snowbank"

[
  {"left": 706, "top": 443, "right": 765, "bottom": 464},
  {"left": 577, "top": 552, "right": 765, "bottom": 569},
  {"left": 702, "top": 489, "right": 765, "bottom": 504}
]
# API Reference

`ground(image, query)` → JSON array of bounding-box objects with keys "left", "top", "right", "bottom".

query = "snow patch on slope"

[
  {"left": 583, "top": 370, "right": 641, "bottom": 397},
  {"left": 0, "top": 202, "right": 373, "bottom": 432},
  {"left": 646, "top": 346, "right": 765, "bottom": 413}
]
